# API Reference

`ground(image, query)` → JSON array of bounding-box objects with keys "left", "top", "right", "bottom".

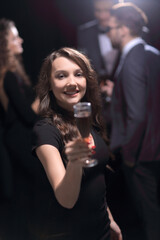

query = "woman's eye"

[
  {"left": 76, "top": 72, "right": 83, "bottom": 77},
  {"left": 57, "top": 74, "right": 65, "bottom": 79}
]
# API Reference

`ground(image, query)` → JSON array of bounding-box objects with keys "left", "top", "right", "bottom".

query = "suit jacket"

[
  {"left": 77, "top": 20, "right": 118, "bottom": 80},
  {"left": 77, "top": 20, "right": 105, "bottom": 76},
  {"left": 110, "top": 43, "right": 160, "bottom": 165}
]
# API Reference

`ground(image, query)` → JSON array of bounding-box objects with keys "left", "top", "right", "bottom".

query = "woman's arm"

[
  {"left": 0, "top": 86, "right": 8, "bottom": 111},
  {"left": 36, "top": 139, "right": 91, "bottom": 209},
  {"left": 31, "top": 97, "right": 40, "bottom": 114}
]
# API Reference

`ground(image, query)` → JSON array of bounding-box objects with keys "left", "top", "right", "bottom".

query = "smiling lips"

[{"left": 64, "top": 89, "right": 79, "bottom": 96}]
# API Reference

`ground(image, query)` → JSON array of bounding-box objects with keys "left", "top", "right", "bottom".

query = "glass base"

[{"left": 83, "top": 158, "right": 98, "bottom": 168}]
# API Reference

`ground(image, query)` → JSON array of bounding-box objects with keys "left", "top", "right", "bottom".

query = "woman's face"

[
  {"left": 7, "top": 26, "right": 23, "bottom": 55},
  {"left": 50, "top": 57, "right": 87, "bottom": 111}
]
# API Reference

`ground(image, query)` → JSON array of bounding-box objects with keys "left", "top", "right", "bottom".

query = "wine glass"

[{"left": 73, "top": 102, "right": 98, "bottom": 168}]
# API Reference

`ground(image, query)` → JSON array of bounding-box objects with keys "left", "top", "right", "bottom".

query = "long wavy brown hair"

[
  {"left": 36, "top": 47, "right": 109, "bottom": 145},
  {"left": 0, "top": 18, "right": 31, "bottom": 85}
]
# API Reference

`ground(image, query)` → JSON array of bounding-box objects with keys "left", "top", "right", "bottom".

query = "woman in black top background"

[
  {"left": 32, "top": 47, "right": 122, "bottom": 240},
  {"left": 0, "top": 18, "right": 39, "bottom": 239}
]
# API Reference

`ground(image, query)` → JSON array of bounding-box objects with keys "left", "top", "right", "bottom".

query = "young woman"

[
  {"left": 0, "top": 18, "right": 39, "bottom": 238},
  {"left": 0, "top": 18, "right": 39, "bottom": 173},
  {"left": 32, "top": 47, "right": 122, "bottom": 240}
]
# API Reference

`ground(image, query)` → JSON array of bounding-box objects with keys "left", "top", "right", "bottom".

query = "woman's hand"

[
  {"left": 31, "top": 97, "right": 40, "bottom": 113},
  {"left": 65, "top": 138, "right": 92, "bottom": 166},
  {"left": 110, "top": 220, "right": 123, "bottom": 240},
  {"left": 107, "top": 207, "right": 123, "bottom": 240}
]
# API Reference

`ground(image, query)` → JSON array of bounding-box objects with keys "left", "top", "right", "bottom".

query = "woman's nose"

[
  {"left": 67, "top": 75, "right": 77, "bottom": 85},
  {"left": 19, "top": 36, "right": 23, "bottom": 43}
]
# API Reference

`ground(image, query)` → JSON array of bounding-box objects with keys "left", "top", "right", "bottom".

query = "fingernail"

[{"left": 84, "top": 138, "right": 91, "bottom": 144}]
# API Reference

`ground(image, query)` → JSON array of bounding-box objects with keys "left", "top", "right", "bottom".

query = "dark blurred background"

[
  {"left": 0, "top": 1, "right": 160, "bottom": 239},
  {"left": 1, "top": 0, "right": 160, "bottom": 84}
]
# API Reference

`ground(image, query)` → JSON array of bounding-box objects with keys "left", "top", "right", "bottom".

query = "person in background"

[
  {"left": 77, "top": 0, "right": 118, "bottom": 81},
  {"left": 0, "top": 18, "right": 39, "bottom": 239},
  {"left": 104, "top": 3, "right": 160, "bottom": 240},
  {"left": 32, "top": 47, "right": 122, "bottom": 240},
  {"left": 77, "top": 0, "right": 119, "bottom": 137}
]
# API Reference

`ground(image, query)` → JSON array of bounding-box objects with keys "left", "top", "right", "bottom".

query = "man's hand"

[{"left": 100, "top": 79, "right": 114, "bottom": 97}]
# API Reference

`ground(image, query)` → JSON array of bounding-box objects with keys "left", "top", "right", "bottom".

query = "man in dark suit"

[
  {"left": 77, "top": 0, "right": 118, "bottom": 81},
  {"left": 77, "top": 0, "right": 119, "bottom": 136},
  {"left": 105, "top": 3, "right": 160, "bottom": 240}
]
